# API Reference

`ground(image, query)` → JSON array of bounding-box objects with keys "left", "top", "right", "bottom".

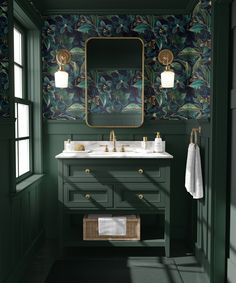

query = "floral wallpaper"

[
  {"left": 42, "top": 0, "right": 211, "bottom": 120},
  {"left": 88, "top": 69, "right": 142, "bottom": 114},
  {"left": 0, "top": 0, "right": 10, "bottom": 118}
]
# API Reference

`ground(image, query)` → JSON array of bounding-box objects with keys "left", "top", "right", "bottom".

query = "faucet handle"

[
  {"left": 100, "top": 145, "right": 109, "bottom": 152},
  {"left": 120, "top": 145, "right": 130, "bottom": 152}
]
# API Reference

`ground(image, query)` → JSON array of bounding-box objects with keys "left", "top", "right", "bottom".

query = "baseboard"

[
  {"left": 5, "top": 229, "right": 44, "bottom": 283},
  {"left": 227, "top": 258, "right": 236, "bottom": 283},
  {"left": 195, "top": 243, "right": 210, "bottom": 283}
]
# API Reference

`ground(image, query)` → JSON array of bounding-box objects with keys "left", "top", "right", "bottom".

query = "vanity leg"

[
  {"left": 165, "top": 206, "right": 170, "bottom": 257},
  {"left": 165, "top": 166, "right": 171, "bottom": 257}
]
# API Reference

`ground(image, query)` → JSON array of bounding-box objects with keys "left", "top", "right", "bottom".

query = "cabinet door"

[
  {"left": 114, "top": 183, "right": 165, "bottom": 209},
  {"left": 64, "top": 183, "right": 113, "bottom": 208}
]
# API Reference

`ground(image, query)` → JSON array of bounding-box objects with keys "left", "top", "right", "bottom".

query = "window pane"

[
  {"left": 15, "top": 142, "right": 19, "bottom": 178},
  {"left": 14, "top": 27, "right": 22, "bottom": 65},
  {"left": 19, "top": 139, "right": 30, "bottom": 176},
  {"left": 15, "top": 103, "right": 18, "bottom": 137},
  {"left": 14, "top": 65, "right": 23, "bottom": 98},
  {"left": 18, "top": 103, "right": 29, "bottom": 138}
]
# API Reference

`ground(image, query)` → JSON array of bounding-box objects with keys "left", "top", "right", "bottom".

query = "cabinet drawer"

[
  {"left": 64, "top": 183, "right": 113, "bottom": 208},
  {"left": 63, "top": 160, "right": 165, "bottom": 181},
  {"left": 115, "top": 183, "right": 165, "bottom": 209}
]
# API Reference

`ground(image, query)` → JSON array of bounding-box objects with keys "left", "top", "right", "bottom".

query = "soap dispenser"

[{"left": 154, "top": 132, "right": 162, "bottom": 153}]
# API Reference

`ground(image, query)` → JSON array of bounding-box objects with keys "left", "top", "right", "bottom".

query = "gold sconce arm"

[
  {"left": 158, "top": 49, "right": 174, "bottom": 66},
  {"left": 56, "top": 49, "right": 71, "bottom": 66}
]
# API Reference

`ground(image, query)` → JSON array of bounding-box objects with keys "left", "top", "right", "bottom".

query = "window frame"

[
  {"left": 14, "top": 98, "right": 33, "bottom": 182},
  {"left": 13, "top": 21, "right": 26, "bottom": 99},
  {"left": 14, "top": 21, "right": 33, "bottom": 183},
  {"left": 12, "top": 0, "right": 43, "bottom": 193}
]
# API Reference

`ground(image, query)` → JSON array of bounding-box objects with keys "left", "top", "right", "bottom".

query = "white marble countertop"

[{"left": 55, "top": 141, "right": 173, "bottom": 159}]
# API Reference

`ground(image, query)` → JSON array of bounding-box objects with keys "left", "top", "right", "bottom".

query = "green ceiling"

[{"left": 32, "top": 0, "right": 198, "bottom": 15}]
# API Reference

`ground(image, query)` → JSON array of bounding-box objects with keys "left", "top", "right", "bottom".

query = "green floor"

[{"left": 20, "top": 242, "right": 209, "bottom": 283}]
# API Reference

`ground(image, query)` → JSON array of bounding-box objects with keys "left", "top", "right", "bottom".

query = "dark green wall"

[
  {"left": 0, "top": 121, "right": 44, "bottom": 283},
  {"left": 227, "top": 0, "right": 236, "bottom": 282}
]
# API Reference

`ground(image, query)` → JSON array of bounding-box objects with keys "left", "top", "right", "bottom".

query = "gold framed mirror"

[{"left": 85, "top": 37, "right": 144, "bottom": 128}]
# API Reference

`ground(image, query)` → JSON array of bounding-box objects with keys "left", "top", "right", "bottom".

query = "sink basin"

[
  {"left": 89, "top": 151, "right": 138, "bottom": 157},
  {"left": 55, "top": 141, "right": 173, "bottom": 159}
]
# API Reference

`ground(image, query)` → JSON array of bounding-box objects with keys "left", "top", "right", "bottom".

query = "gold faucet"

[{"left": 109, "top": 130, "right": 117, "bottom": 152}]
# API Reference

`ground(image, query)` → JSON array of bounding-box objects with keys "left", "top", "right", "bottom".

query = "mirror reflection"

[{"left": 85, "top": 37, "right": 144, "bottom": 128}]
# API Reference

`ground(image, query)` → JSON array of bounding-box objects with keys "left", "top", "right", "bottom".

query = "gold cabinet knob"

[
  {"left": 138, "top": 168, "right": 144, "bottom": 174},
  {"left": 85, "top": 194, "right": 91, "bottom": 199},
  {"left": 137, "top": 194, "right": 144, "bottom": 200},
  {"left": 85, "top": 168, "right": 91, "bottom": 174}
]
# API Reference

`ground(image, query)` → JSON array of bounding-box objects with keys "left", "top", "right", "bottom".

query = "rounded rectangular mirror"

[{"left": 85, "top": 37, "right": 144, "bottom": 128}]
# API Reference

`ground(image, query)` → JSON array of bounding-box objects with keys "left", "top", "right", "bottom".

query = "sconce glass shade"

[
  {"left": 161, "top": 69, "right": 175, "bottom": 88},
  {"left": 158, "top": 49, "right": 175, "bottom": 88},
  {"left": 55, "top": 70, "right": 68, "bottom": 88},
  {"left": 54, "top": 49, "right": 71, "bottom": 88}
]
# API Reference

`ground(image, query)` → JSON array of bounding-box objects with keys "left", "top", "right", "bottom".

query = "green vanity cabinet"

[{"left": 57, "top": 158, "right": 171, "bottom": 256}]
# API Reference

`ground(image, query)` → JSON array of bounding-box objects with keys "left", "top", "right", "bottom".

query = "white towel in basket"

[{"left": 98, "top": 217, "right": 127, "bottom": 236}]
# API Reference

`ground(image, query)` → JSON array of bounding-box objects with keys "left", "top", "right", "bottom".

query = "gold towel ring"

[{"left": 190, "top": 127, "right": 201, "bottom": 145}]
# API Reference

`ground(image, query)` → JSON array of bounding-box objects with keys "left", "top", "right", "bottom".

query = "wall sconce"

[
  {"left": 158, "top": 49, "right": 175, "bottom": 88},
  {"left": 54, "top": 49, "right": 71, "bottom": 88}
]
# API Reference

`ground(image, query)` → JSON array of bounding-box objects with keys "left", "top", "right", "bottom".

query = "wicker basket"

[{"left": 83, "top": 215, "right": 140, "bottom": 241}]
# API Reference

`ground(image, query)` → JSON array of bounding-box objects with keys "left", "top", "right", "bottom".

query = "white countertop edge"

[{"left": 55, "top": 151, "right": 173, "bottom": 159}]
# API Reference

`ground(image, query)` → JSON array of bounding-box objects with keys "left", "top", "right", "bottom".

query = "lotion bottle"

[
  {"left": 65, "top": 139, "right": 73, "bottom": 151},
  {"left": 154, "top": 132, "right": 163, "bottom": 152}
]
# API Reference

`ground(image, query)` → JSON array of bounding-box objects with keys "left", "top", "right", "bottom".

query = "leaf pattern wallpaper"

[
  {"left": 87, "top": 69, "right": 142, "bottom": 114},
  {"left": 0, "top": 0, "right": 10, "bottom": 118},
  {"left": 41, "top": 0, "right": 211, "bottom": 120}
]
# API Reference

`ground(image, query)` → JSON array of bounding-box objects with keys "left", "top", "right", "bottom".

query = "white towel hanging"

[
  {"left": 193, "top": 144, "right": 203, "bottom": 199},
  {"left": 185, "top": 129, "right": 204, "bottom": 199},
  {"left": 185, "top": 143, "right": 196, "bottom": 196}
]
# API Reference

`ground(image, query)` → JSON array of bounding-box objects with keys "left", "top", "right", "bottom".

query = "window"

[
  {"left": 14, "top": 24, "right": 32, "bottom": 180},
  {"left": 12, "top": 0, "right": 43, "bottom": 193}
]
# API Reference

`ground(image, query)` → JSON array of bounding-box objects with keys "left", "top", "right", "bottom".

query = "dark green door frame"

[{"left": 210, "top": 0, "right": 231, "bottom": 282}]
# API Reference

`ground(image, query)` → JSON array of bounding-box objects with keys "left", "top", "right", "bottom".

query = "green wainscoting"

[
  {"left": 186, "top": 120, "right": 211, "bottom": 281},
  {"left": 228, "top": 0, "right": 236, "bottom": 282},
  {"left": 43, "top": 119, "right": 211, "bottom": 262},
  {"left": 0, "top": 120, "right": 44, "bottom": 283}
]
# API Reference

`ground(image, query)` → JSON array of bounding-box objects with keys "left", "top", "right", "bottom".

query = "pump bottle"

[{"left": 154, "top": 132, "right": 163, "bottom": 153}]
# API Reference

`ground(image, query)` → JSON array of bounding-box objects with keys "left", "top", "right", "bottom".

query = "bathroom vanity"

[{"left": 56, "top": 142, "right": 173, "bottom": 256}]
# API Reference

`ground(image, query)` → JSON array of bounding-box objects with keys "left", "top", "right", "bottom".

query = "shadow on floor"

[
  {"left": 45, "top": 256, "right": 182, "bottom": 283},
  {"left": 20, "top": 240, "right": 209, "bottom": 283}
]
